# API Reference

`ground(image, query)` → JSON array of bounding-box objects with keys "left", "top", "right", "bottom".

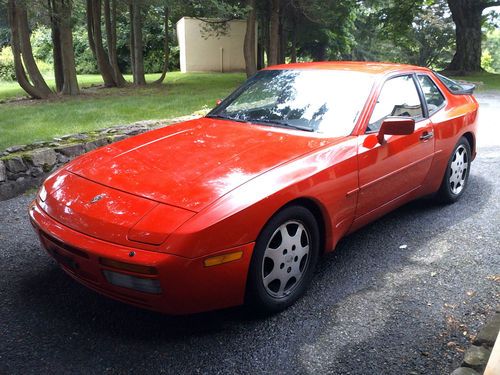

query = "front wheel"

[
  {"left": 436, "top": 136, "right": 471, "bottom": 204},
  {"left": 246, "top": 205, "right": 320, "bottom": 314}
]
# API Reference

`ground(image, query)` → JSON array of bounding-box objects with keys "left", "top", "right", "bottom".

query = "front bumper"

[{"left": 29, "top": 201, "right": 254, "bottom": 315}]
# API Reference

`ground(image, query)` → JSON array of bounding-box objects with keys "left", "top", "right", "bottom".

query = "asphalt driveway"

[{"left": 1, "top": 93, "right": 499, "bottom": 375}]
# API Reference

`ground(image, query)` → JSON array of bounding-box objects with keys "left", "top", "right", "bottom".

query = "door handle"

[{"left": 420, "top": 131, "right": 434, "bottom": 141}]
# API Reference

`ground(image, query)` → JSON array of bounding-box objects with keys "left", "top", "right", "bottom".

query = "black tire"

[
  {"left": 436, "top": 136, "right": 471, "bottom": 204},
  {"left": 246, "top": 205, "right": 320, "bottom": 314}
]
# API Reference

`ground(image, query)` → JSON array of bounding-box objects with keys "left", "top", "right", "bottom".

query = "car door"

[{"left": 355, "top": 74, "right": 435, "bottom": 220}]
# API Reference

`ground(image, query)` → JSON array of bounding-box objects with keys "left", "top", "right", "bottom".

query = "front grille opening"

[{"left": 40, "top": 231, "right": 89, "bottom": 259}]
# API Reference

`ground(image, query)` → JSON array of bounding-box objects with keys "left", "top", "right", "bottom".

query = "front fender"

[{"left": 161, "top": 137, "right": 359, "bottom": 258}]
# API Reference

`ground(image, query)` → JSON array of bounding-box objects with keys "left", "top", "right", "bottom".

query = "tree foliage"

[{"left": 1, "top": 0, "right": 499, "bottom": 98}]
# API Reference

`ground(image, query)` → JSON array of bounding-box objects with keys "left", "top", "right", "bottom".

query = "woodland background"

[{"left": 0, "top": 0, "right": 499, "bottom": 99}]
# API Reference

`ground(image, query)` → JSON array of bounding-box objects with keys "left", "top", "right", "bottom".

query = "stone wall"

[
  {"left": 0, "top": 116, "right": 198, "bottom": 201},
  {"left": 451, "top": 306, "right": 500, "bottom": 375}
]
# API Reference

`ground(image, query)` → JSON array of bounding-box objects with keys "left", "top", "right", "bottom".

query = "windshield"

[{"left": 208, "top": 69, "right": 375, "bottom": 136}]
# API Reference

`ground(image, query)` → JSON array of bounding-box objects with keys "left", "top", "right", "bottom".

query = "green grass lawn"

[
  {"left": 0, "top": 72, "right": 245, "bottom": 150},
  {"left": 0, "top": 74, "right": 121, "bottom": 101},
  {"left": 0, "top": 70, "right": 498, "bottom": 151}
]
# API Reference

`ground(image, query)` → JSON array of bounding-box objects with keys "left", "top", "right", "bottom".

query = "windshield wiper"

[
  {"left": 206, "top": 115, "right": 314, "bottom": 132},
  {"left": 251, "top": 119, "right": 314, "bottom": 132},
  {"left": 205, "top": 114, "right": 249, "bottom": 123}
]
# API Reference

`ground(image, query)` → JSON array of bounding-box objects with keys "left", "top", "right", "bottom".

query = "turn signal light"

[
  {"left": 99, "top": 257, "right": 158, "bottom": 275},
  {"left": 204, "top": 251, "right": 243, "bottom": 267}
]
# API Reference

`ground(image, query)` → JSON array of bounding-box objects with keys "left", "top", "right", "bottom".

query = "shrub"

[
  {"left": 0, "top": 45, "right": 52, "bottom": 82},
  {"left": 143, "top": 46, "right": 180, "bottom": 74},
  {"left": 36, "top": 59, "right": 53, "bottom": 77},
  {"left": 72, "top": 26, "right": 99, "bottom": 74},
  {"left": 169, "top": 46, "right": 180, "bottom": 71},
  {"left": 482, "top": 50, "right": 494, "bottom": 72},
  {"left": 144, "top": 49, "right": 163, "bottom": 73},
  {"left": 0, "top": 46, "right": 15, "bottom": 81},
  {"left": 31, "top": 26, "right": 53, "bottom": 62},
  {"left": 30, "top": 25, "right": 98, "bottom": 75}
]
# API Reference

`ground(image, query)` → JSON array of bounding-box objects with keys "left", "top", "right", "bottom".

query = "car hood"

[{"left": 67, "top": 117, "right": 335, "bottom": 212}]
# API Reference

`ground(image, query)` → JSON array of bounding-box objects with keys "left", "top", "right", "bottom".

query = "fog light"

[{"left": 102, "top": 270, "right": 162, "bottom": 294}]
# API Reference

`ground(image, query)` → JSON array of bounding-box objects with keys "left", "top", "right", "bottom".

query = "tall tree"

[
  {"left": 7, "top": 0, "right": 52, "bottom": 99},
  {"left": 128, "top": 1, "right": 135, "bottom": 79},
  {"left": 48, "top": 0, "right": 63, "bottom": 92},
  {"left": 446, "top": 0, "right": 500, "bottom": 73},
  {"left": 87, "top": 0, "right": 117, "bottom": 86},
  {"left": 154, "top": 4, "right": 170, "bottom": 84},
  {"left": 412, "top": 1, "right": 455, "bottom": 67},
  {"left": 243, "top": 0, "right": 257, "bottom": 76},
  {"left": 104, "top": 0, "right": 126, "bottom": 86},
  {"left": 256, "top": 0, "right": 270, "bottom": 68},
  {"left": 284, "top": 0, "right": 357, "bottom": 62},
  {"left": 49, "top": 0, "right": 79, "bottom": 95},
  {"left": 351, "top": 0, "right": 453, "bottom": 68},
  {"left": 289, "top": 7, "right": 299, "bottom": 63},
  {"left": 130, "top": 0, "right": 146, "bottom": 85},
  {"left": 268, "top": 0, "right": 280, "bottom": 66},
  {"left": 59, "top": 0, "right": 79, "bottom": 94},
  {"left": 277, "top": 0, "right": 291, "bottom": 64}
]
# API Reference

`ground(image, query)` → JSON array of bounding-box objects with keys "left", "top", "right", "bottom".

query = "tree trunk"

[
  {"left": 128, "top": 1, "right": 135, "bottom": 78},
  {"left": 259, "top": 7, "right": 269, "bottom": 68},
  {"left": 278, "top": 15, "right": 286, "bottom": 64},
  {"left": 290, "top": 34, "right": 297, "bottom": 63},
  {"left": 59, "top": 0, "right": 79, "bottom": 95},
  {"left": 104, "top": 0, "right": 126, "bottom": 87},
  {"left": 290, "top": 12, "right": 297, "bottom": 63},
  {"left": 446, "top": 0, "right": 484, "bottom": 73},
  {"left": 131, "top": 0, "right": 146, "bottom": 85},
  {"left": 88, "top": 0, "right": 116, "bottom": 86},
  {"left": 17, "top": 3, "right": 52, "bottom": 95},
  {"left": 86, "top": 0, "right": 96, "bottom": 59},
  {"left": 154, "top": 5, "right": 170, "bottom": 84},
  {"left": 7, "top": 0, "right": 51, "bottom": 99},
  {"left": 48, "top": 0, "right": 64, "bottom": 92},
  {"left": 446, "top": 0, "right": 500, "bottom": 73},
  {"left": 243, "top": 0, "right": 257, "bottom": 77},
  {"left": 268, "top": 0, "right": 280, "bottom": 66}
]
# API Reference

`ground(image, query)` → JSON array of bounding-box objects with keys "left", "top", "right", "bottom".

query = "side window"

[
  {"left": 367, "top": 75, "right": 423, "bottom": 133},
  {"left": 418, "top": 75, "right": 445, "bottom": 115}
]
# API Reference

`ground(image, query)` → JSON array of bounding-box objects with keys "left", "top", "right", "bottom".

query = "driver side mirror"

[{"left": 377, "top": 117, "right": 415, "bottom": 144}]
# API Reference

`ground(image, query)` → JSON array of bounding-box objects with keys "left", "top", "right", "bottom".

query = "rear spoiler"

[
  {"left": 450, "top": 83, "right": 476, "bottom": 95},
  {"left": 434, "top": 72, "right": 476, "bottom": 95}
]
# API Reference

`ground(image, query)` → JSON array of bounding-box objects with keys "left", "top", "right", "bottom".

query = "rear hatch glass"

[{"left": 435, "top": 73, "right": 475, "bottom": 95}]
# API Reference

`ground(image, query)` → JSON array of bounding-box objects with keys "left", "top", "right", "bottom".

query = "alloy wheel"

[
  {"left": 261, "top": 220, "right": 310, "bottom": 298},
  {"left": 449, "top": 144, "right": 468, "bottom": 195}
]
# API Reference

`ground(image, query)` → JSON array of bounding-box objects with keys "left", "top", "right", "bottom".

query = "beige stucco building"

[{"left": 176, "top": 17, "right": 256, "bottom": 73}]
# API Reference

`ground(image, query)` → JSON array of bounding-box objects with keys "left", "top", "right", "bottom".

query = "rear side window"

[
  {"left": 367, "top": 75, "right": 423, "bottom": 132},
  {"left": 418, "top": 75, "right": 445, "bottom": 115}
]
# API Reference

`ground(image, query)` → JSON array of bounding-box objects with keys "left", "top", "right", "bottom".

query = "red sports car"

[{"left": 29, "top": 62, "right": 478, "bottom": 315}]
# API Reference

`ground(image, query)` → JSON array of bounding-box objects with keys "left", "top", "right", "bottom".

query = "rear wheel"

[
  {"left": 246, "top": 205, "right": 320, "bottom": 314},
  {"left": 436, "top": 136, "right": 471, "bottom": 204}
]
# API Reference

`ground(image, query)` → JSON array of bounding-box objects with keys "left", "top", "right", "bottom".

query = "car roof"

[{"left": 264, "top": 61, "right": 429, "bottom": 75}]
